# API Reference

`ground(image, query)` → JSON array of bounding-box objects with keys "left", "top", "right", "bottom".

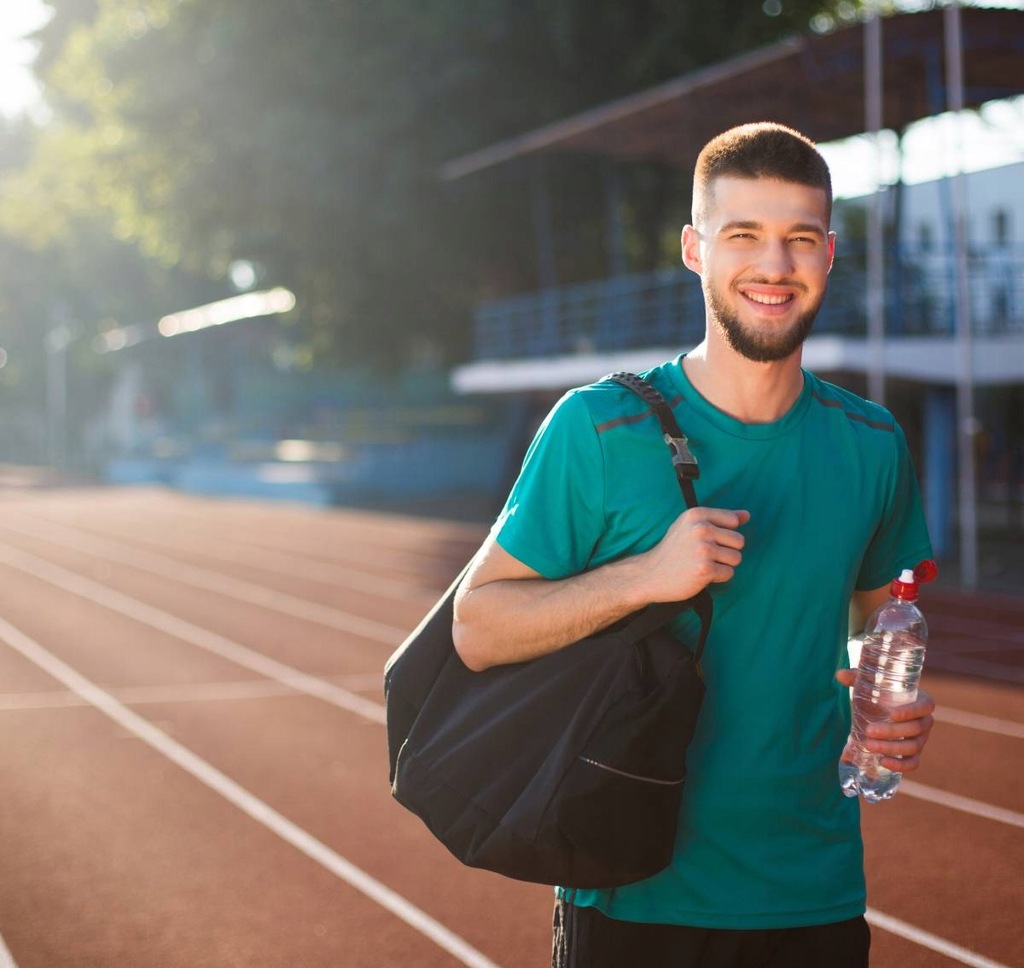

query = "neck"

[{"left": 682, "top": 342, "right": 805, "bottom": 423}]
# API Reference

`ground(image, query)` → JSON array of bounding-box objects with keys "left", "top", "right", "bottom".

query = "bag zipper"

[{"left": 577, "top": 756, "right": 685, "bottom": 786}]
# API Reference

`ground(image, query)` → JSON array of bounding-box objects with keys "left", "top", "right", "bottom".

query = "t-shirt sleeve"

[
  {"left": 856, "top": 422, "right": 933, "bottom": 591},
  {"left": 493, "top": 390, "right": 606, "bottom": 579}
]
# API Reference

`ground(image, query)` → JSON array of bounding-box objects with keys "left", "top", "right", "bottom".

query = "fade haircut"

[{"left": 692, "top": 122, "right": 832, "bottom": 228}]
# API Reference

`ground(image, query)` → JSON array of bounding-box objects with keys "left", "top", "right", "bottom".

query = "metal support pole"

[
  {"left": 45, "top": 318, "right": 73, "bottom": 475},
  {"left": 45, "top": 332, "right": 66, "bottom": 473},
  {"left": 529, "top": 157, "right": 559, "bottom": 351},
  {"left": 602, "top": 158, "right": 627, "bottom": 279},
  {"left": 864, "top": 10, "right": 886, "bottom": 406},
  {"left": 529, "top": 157, "right": 558, "bottom": 291},
  {"left": 924, "top": 387, "right": 955, "bottom": 559},
  {"left": 944, "top": 1, "right": 979, "bottom": 589}
]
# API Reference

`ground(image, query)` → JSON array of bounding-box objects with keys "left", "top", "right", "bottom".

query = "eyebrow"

[{"left": 719, "top": 220, "right": 827, "bottom": 239}]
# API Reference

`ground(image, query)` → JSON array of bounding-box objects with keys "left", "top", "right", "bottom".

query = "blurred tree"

[
  {"left": 7, "top": 0, "right": 863, "bottom": 369},
  {"left": 0, "top": 113, "right": 224, "bottom": 464}
]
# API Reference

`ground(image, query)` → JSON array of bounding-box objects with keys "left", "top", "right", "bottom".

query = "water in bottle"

[{"left": 839, "top": 562, "right": 935, "bottom": 803}]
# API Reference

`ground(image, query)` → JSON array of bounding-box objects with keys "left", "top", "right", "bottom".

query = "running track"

[{"left": 0, "top": 486, "right": 1020, "bottom": 968}]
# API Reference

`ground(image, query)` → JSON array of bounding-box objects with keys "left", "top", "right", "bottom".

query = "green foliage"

[
  {"left": 5, "top": 0, "right": 863, "bottom": 370},
  {"left": 0, "top": 112, "right": 223, "bottom": 433}
]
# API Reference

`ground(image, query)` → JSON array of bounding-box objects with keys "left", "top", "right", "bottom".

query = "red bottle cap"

[
  {"left": 891, "top": 569, "right": 919, "bottom": 601},
  {"left": 914, "top": 559, "right": 939, "bottom": 584}
]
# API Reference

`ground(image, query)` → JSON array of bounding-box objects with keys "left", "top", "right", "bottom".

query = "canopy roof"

[{"left": 441, "top": 6, "right": 1024, "bottom": 181}]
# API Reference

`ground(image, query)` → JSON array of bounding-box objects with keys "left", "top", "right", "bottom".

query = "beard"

[{"left": 705, "top": 277, "right": 825, "bottom": 363}]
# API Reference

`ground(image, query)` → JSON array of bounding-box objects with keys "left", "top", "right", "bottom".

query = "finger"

[
  {"left": 834, "top": 669, "right": 856, "bottom": 688},
  {"left": 688, "top": 518, "right": 744, "bottom": 550},
  {"left": 865, "top": 714, "right": 933, "bottom": 741},
  {"left": 693, "top": 508, "right": 750, "bottom": 531},
  {"left": 866, "top": 734, "right": 927, "bottom": 756},
  {"left": 879, "top": 753, "right": 922, "bottom": 774},
  {"left": 711, "top": 544, "right": 744, "bottom": 567},
  {"left": 685, "top": 520, "right": 747, "bottom": 557},
  {"left": 887, "top": 694, "right": 936, "bottom": 722},
  {"left": 882, "top": 704, "right": 935, "bottom": 729},
  {"left": 684, "top": 535, "right": 742, "bottom": 572},
  {"left": 866, "top": 734, "right": 928, "bottom": 773},
  {"left": 706, "top": 561, "right": 739, "bottom": 585},
  {"left": 711, "top": 525, "right": 747, "bottom": 550},
  {"left": 673, "top": 541, "right": 736, "bottom": 585}
]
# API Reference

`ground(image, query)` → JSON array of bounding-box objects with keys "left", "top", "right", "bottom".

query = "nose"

[{"left": 755, "top": 239, "right": 795, "bottom": 281}]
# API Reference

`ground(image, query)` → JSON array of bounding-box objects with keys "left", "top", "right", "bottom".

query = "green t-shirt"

[{"left": 493, "top": 355, "right": 932, "bottom": 930}]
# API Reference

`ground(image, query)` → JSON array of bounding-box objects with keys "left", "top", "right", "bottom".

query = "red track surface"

[{"left": 0, "top": 487, "right": 1020, "bottom": 968}]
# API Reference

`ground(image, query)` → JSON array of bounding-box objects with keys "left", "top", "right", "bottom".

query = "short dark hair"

[{"left": 692, "top": 122, "right": 832, "bottom": 226}]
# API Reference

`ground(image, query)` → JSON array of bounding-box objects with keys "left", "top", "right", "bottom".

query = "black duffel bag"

[{"left": 384, "top": 373, "right": 713, "bottom": 888}]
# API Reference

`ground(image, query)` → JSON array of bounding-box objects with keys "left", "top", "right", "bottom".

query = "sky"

[
  {"left": 0, "top": 0, "right": 50, "bottom": 122},
  {"left": 1, "top": 0, "right": 1023, "bottom": 197}
]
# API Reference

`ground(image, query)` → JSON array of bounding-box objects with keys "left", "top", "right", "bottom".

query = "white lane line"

[
  {"left": 927, "top": 653, "right": 1024, "bottom": 685},
  {"left": 0, "top": 543, "right": 386, "bottom": 726},
  {"left": 900, "top": 780, "right": 1024, "bottom": 829},
  {"left": 0, "top": 933, "right": 19, "bottom": 968},
  {"left": 6, "top": 540, "right": 1024, "bottom": 836},
  {"left": 930, "top": 615, "right": 1024, "bottom": 644},
  {"left": 0, "top": 523, "right": 409, "bottom": 646},
  {"left": 1, "top": 659, "right": 1014, "bottom": 968},
  {"left": 0, "top": 674, "right": 385, "bottom": 711},
  {"left": 5, "top": 514, "right": 438, "bottom": 605},
  {"left": 0, "top": 616, "right": 500, "bottom": 968},
  {"left": 934, "top": 707, "right": 1024, "bottom": 740},
  {"left": 6, "top": 541, "right": 1024, "bottom": 838},
  {"left": 36, "top": 498, "right": 460, "bottom": 571},
  {"left": 0, "top": 513, "right": 1019, "bottom": 968},
  {"left": 0, "top": 680, "right": 298, "bottom": 710},
  {"left": 866, "top": 908, "right": 1014, "bottom": 968}
]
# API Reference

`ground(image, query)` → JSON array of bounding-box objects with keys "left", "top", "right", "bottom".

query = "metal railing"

[{"left": 471, "top": 247, "right": 1024, "bottom": 360}]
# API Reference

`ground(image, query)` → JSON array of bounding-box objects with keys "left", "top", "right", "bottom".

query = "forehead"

[{"left": 701, "top": 176, "right": 830, "bottom": 230}]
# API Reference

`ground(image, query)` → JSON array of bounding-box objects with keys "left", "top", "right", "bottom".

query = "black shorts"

[{"left": 551, "top": 898, "right": 870, "bottom": 968}]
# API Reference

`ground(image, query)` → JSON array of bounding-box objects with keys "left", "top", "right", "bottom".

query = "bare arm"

[
  {"left": 848, "top": 585, "right": 891, "bottom": 637},
  {"left": 452, "top": 506, "right": 750, "bottom": 672}
]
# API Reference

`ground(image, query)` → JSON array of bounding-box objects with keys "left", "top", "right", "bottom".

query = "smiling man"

[{"left": 453, "top": 123, "right": 935, "bottom": 968}]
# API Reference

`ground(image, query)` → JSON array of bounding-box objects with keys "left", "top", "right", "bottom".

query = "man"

[{"left": 452, "top": 122, "right": 935, "bottom": 967}]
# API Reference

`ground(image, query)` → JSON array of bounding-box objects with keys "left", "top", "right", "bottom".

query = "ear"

[
  {"left": 681, "top": 225, "right": 703, "bottom": 274},
  {"left": 826, "top": 231, "right": 836, "bottom": 275}
]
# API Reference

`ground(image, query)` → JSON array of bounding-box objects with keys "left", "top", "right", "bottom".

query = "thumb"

[{"left": 835, "top": 669, "right": 857, "bottom": 688}]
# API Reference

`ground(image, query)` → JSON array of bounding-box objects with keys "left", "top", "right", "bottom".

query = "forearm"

[
  {"left": 454, "top": 506, "right": 749, "bottom": 672},
  {"left": 849, "top": 585, "right": 891, "bottom": 637},
  {"left": 452, "top": 555, "right": 652, "bottom": 672}
]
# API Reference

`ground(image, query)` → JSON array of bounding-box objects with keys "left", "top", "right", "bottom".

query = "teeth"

[{"left": 745, "top": 292, "right": 791, "bottom": 305}]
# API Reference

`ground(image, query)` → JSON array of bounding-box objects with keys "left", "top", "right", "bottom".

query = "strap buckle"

[{"left": 664, "top": 433, "right": 699, "bottom": 479}]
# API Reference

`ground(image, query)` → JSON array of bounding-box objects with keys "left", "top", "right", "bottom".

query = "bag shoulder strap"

[
  {"left": 603, "top": 371, "right": 713, "bottom": 669},
  {"left": 604, "top": 372, "right": 699, "bottom": 509}
]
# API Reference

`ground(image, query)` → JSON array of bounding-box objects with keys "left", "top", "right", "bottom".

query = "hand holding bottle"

[
  {"left": 834, "top": 666, "right": 935, "bottom": 776},
  {"left": 838, "top": 561, "right": 938, "bottom": 802}
]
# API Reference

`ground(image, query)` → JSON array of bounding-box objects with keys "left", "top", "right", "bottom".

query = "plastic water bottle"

[{"left": 839, "top": 561, "right": 936, "bottom": 802}]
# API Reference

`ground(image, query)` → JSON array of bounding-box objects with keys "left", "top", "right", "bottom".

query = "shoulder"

[
  {"left": 561, "top": 362, "right": 680, "bottom": 437},
  {"left": 805, "top": 372, "right": 897, "bottom": 436}
]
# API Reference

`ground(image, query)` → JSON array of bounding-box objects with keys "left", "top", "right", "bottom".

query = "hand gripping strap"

[{"left": 604, "top": 371, "right": 713, "bottom": 668}]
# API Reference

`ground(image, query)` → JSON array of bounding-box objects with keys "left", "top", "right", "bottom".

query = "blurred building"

[{"left": 441, "top": 6, "right": 1024, "bottom": 589}]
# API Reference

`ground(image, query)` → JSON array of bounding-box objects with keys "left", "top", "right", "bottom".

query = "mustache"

[{"left": 735, "top": 277, "right": 809, "bottom": 293}]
